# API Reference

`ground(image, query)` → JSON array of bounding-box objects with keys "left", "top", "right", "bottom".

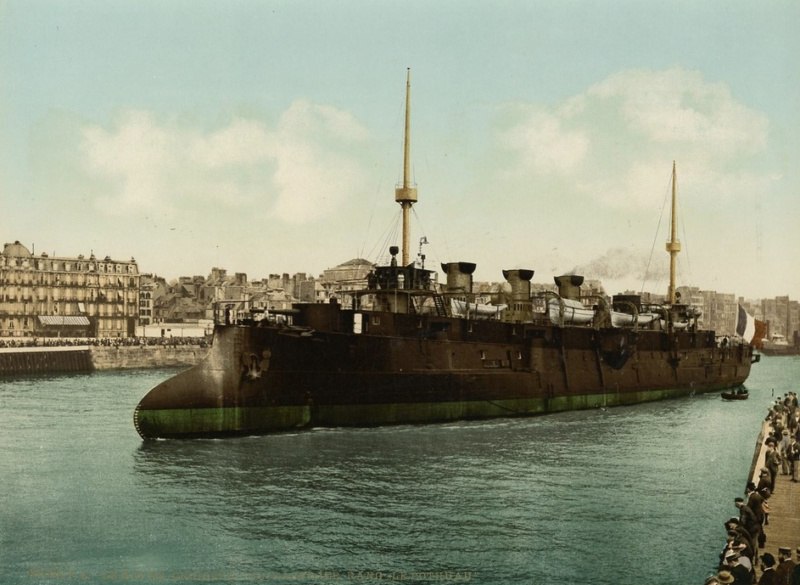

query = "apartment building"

[{"left": 0, "top": 241, "right": 140, "bottom": 338}]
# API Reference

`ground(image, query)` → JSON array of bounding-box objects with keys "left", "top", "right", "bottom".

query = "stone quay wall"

[
  {"left": 0, "top": 345, "right": 208, "bottom": 375},
  {"left": 89, "top": 345, "right": 209, "bottom": 370}
]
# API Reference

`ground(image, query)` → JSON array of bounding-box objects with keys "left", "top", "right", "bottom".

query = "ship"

[
  {"left": 760, "top": 333, "right": 800, "bottom": 356},
  {"left": 134, "top": 71, "right": 760, "bottom": 439},
  {"left": 759, "top": 302, "right": 800, "bottom": 356}
]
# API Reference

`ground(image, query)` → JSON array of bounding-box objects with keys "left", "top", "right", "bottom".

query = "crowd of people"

[
  {"left": 0, "top": 336, "right": 211, "bottom": 348},
  {"left": 706, "top": 392, "right": 800, "bottom": 585}
]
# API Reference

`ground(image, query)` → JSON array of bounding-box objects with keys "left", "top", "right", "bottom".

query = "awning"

[{"left": 37, "top": 316, "right": 91, "bottom": 326}]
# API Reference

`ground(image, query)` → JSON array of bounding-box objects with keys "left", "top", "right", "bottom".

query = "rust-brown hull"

[{"left": 134, "top": 304, "right": 756, "bottom": 439}]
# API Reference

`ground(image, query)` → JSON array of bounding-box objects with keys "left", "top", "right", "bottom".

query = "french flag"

[{"left": 736, "top": 305, "right": 766, "bottom": 348}]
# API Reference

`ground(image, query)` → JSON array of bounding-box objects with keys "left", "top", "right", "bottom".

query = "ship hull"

[{"left": 135, "top": 305, "right": 755, "bottom": 439}]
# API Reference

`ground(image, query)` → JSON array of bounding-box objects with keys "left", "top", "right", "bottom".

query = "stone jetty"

[{"left": 0, "top": 344, "right": 208, "bottom": 375}]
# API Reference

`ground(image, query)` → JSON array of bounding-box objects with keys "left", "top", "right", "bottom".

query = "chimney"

[
  {"left": 441, "top": 262, "right": 476, "bottom": 294},
  {"left": 502, "top": 269, "right": 534, "bottom": 301},
  {"left": 554, "top": 275, "right": 583, "bottom": 301}
]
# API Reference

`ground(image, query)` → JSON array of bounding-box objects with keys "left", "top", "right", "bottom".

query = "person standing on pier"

[
  {"left": 746, "top": 483, "right": 766, "bottom": 530},
  {"left": 758, "top": 469, "right": 772, "bottom": 493},
  {"left": 786, "top": 435, "right": 800, "bottom": 482},
  {"left": 780, "top": 430, "right": 792, "bottom": 475},
  {"left": 790, "top": 549, "right": 800, "bottom": 585},
  {"left": 758, "top": 487, "right": 772, "bottom": 534},
  {"left": 736, "top": 497, "right": 761, "bottom": 557},
  {"left": 722, "top": 549, "right": 754, "bottom": 584},
  {"left": 759, "top": 553, "right": 777, "bottom": 585},
  {"left": 789, "top": 546, "right": 800, "bottom": 585},
  {"left": 765, "top": 439, "right": 781, "bottom": 492},
  {"left": 775, "top": 548, "right": 797, "bottom": 585}
]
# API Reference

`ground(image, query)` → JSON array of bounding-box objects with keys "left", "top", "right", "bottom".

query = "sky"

[{"left": 1, "top": 0, "right": 798, "bottom": 300}]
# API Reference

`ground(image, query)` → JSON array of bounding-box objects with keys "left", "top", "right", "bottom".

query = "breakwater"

[{"left": 0, "top": 345, "right": 208, "bottom": 375}]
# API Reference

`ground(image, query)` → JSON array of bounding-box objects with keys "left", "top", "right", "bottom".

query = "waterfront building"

[
  {"left": 0, "top": 241, "right": 140, "bottom": 338},
  {"left": 139, "top": 279, "right": 156, "bottom": 327},
  {"left": 320, "top": 258, "right": 376, "bottom": 308},
  {"left": 761, "top": 295, "right": 799, "bottom": 344},
  {"left": 267, "top": 273, "right": 292, "bottom": 291},
  {"left": 701, "top": 290, "right": 738, "bottom": 336},
  {"left": 298, "top": 279, "right": 320, "bottom": 303}
]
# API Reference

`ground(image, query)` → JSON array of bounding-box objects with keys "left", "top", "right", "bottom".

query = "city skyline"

[
  {"left": 1, "top": 1, "right": 798, "bottom": 300},
  {"left": 20, "top": 239, "right": 795, "bottom": 307}
]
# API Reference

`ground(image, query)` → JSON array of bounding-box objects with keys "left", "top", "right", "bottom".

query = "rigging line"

[
  {"left": 360, "top": 82, "right": 411, "bottom": 262},
  {"left": 640, "top": 169, "right": 673, "bottom": 295},
  {"left": 359, "top": 176, "right": 384, "bottom": 259},
  {"left": 411, "top": 206, "right": 442, "bottom": 267},
  {"left": 378, "top": 209, "right": 403, "bottom": 265},
  {"left": 383, "top": 214, "right": 402, "bottom": 261},
  {"left": 365, "top": 208, "right": 401, "bottom": 265},
  {"left": 419, "top": 152, "right": 451, "bottom": 262}
]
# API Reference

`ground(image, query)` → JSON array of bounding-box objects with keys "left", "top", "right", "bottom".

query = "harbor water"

[{"left": 2, "top": 357, "right": 798, "bottom": 585}]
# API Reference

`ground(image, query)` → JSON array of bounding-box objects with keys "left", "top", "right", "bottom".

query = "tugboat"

[{"left": 134, "top": 71, "right": 759, "bottom": 439}]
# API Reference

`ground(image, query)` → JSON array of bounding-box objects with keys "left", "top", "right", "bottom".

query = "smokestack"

[
  {"left": 502, "top": 269, "right": 534, "bottom": 301},
  {"left": 441, "top": 262, "right": 476, "bottom": 294},
  {"left": 554, "top": 274, "right": 583, "bottom": 301}
]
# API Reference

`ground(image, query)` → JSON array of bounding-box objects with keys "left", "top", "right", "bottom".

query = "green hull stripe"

[
  {"left": 135, "top": 405, "right": 312, "bottom": 437},
  {"left": 135, "top": 386, "right": 715, "bottom": 438}
]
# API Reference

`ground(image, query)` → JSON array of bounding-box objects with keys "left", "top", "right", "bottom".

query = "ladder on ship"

[
  {"left": 433, "top": 293, "right": 449, "bottom": 317},
  {"left": 406, "top": 293, "right": 449, "bottom": 317}
]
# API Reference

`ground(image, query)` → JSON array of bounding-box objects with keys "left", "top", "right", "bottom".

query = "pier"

[
  {"left": 717, "top": 412, "right": 800, "bottom": 585},
  {"left": 750, "top": 420, "right": 800, "bottom": 576}
]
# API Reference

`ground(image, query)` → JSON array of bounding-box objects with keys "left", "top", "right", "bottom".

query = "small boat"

[
  {"left": 450, "top": 298, "right": 508, "bottom": 319},
  {"left": 547, "top": 296, "right": 594, "bottom": 325},
  {"left": 721, "top": 389, "right": 749, "bottom": 401}
]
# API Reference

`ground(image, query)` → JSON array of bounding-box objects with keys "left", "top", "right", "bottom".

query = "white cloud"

[
  {"left": 496, "top": 66, "right": 771, "bottom": 209},
  {"left": 82, "top": 111, "right": 178, "bottom": 212},
  {"left": 589, "top": 68, "right": 767, "bottom": 155},
  {"left": 269, "top": 100, "right": 371, "bottom": 223},
  {"left": 498, "top": 105, "right": 590, "bottom": 174},
  {"left": 79, "top": 100, "right": 371, "bottom": 223}
]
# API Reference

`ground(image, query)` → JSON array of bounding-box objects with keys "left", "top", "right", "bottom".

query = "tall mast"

[
  {"left": 395, "top": 68, "right": 417, "bottom": 266},
  {"left": 666, "top": 161, "right": 682, "bottom": 304}
]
